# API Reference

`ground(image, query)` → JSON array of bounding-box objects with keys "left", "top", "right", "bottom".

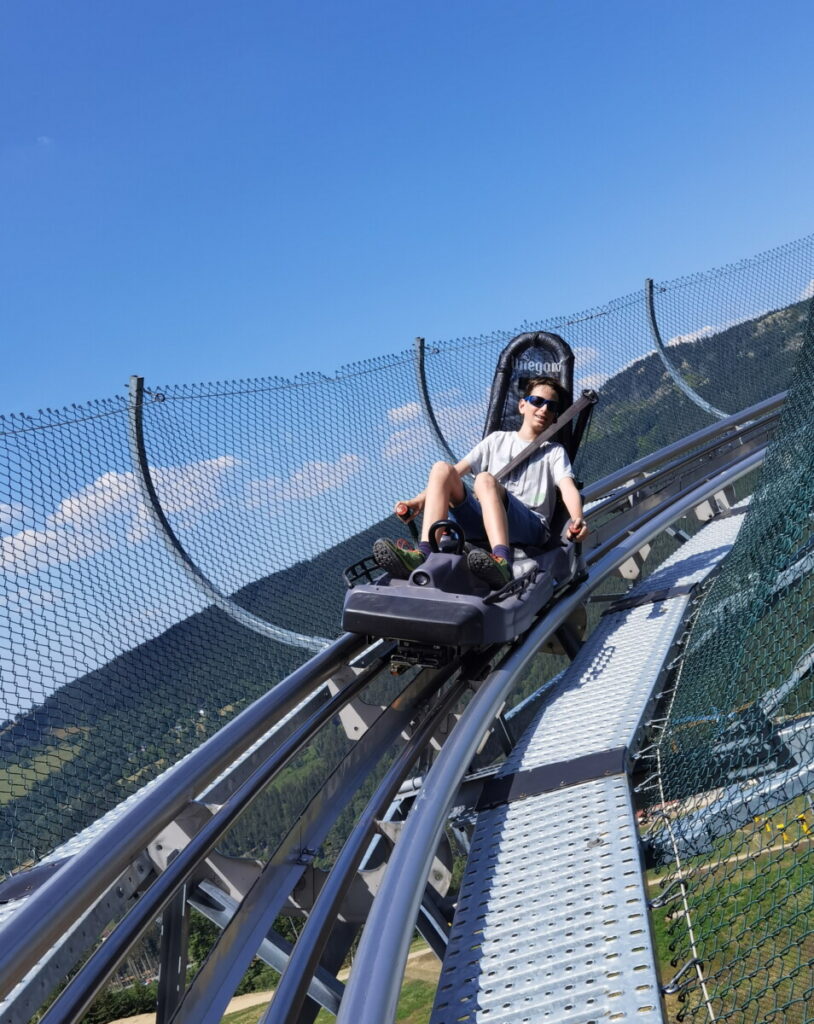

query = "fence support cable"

[
  {"left": 413, "top": 337, "right": 459, "bottom": 463},
  {"left": 645, "top": 279, "right": 728, "bottom": 421},
  {"left": 128, "top": 376, "right": 329, "bottom": 652}
]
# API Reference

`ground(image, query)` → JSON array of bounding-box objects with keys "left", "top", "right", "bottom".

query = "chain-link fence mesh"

[
  {"left": 1, "top": 233, "right": 812, "bottom": 882},
  {"left": 644, "top": 293, "right": 814, "bottom": 1022}
]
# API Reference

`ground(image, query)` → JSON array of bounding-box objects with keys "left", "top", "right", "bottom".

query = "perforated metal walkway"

[{"left": 431, "top": 508, "right": 749, "bottom": 1024}]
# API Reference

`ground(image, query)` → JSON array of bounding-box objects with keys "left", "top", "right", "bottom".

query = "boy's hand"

[
  {"left": 567, "top": 517, "right": 588, "bottom": 541},
  {"left": 394, "top": 499, "right": 422, "bottom": 523}
]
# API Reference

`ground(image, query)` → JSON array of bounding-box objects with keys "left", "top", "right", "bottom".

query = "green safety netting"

[{"left": 645, "top": 291, "right": 814, "bottom": 1022}]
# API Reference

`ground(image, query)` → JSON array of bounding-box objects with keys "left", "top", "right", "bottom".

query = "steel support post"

[
  {"left": 156, "top": 884, "right": 190, "bottom": 1023},
  {"left": 170, "top": 666, "right": 451, "bottom": 1024}
]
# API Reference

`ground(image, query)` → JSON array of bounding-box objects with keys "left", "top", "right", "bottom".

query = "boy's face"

[{"left": 519, "top": 383, "right": 560, "bottom": 434}]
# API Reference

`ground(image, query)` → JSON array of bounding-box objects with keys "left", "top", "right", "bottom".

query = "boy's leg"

[
  {"left": 466, "top": 475, "right": 548, "bottom": 589},
  {"left": 421, "top": 462, "right": 467, "bottom": 542},
  {"left": 374, "top": 462, "right": 468, "bottom": 579},
  {"left": 466, "top": 472, "right": 512, "bottom": 588},
  {"left": 471, "top": 472, "right": 509, "bottom": 550},
  {"left": 469, "top": 473, "right": 548, "bottom": 549}
]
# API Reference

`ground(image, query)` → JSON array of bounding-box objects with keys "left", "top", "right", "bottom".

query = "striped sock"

[{"left": 493, "top": 544, "right": 511, "bottom": 563}]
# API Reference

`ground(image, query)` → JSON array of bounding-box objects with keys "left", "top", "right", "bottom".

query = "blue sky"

[{"left": 2, "top": 0, "right": 813, "bottom": 417}]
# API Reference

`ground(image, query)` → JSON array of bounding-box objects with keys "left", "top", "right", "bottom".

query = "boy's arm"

[{"left": 557, "top": 476, "right": 589, "bottom": 540}]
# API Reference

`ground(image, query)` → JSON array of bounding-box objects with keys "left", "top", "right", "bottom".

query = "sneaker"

[
  {"left": 467, "top": 548, "right": 512, "bottom": 589},
  {"left": 373, "top": 538, "right": 426, "bottom": 579}
]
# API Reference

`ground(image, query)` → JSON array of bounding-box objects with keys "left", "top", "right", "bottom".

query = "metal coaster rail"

[
  {"left": 0, "top": 630, "right": 364, "bottom": 1012},
  {"left": 38, "top": 646, "right": 434, "bottom": 1024},
  {"left": 0, "top": 392, "right": 785, "bottom": 1024}
]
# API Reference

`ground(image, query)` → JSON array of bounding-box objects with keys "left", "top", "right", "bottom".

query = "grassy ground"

[
  {"left": 645, "top": 798, "right": 814, "bottom": 1023},
  {"left": 0, "top": 738, "right": 85, "bottom": 804},
  {"left": 220, "top": 980, "right": 438, "bottom": 1024},
  {"left": 219, "top": 940, "right": 440, "bottom": 1024}
]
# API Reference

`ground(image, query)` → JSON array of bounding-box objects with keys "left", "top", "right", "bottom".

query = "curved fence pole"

[
  {"left": 413, "top": 337, "right": 459, "bottom": 463},
  {"left": 645, "top": 278, "right": 728, "bottom": 420},
  {"left": 128, "top": 376, "right": 329, "bottom": 652}
]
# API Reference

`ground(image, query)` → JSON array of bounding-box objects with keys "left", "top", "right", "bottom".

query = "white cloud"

[
  {"left": 152, "top": 455, "right": 239, "bottom": 513},
  {"left": 432, "top": 387, "right": 467, "bottom": 405},
  {"left": 379, "top": 392, "right": 489, "bottom": 467},
  {"left": 382, "top": 429, "right": 420, "bottom": 461},
  {"left": 387, "top": 402, "right": 422, "bottom": 424},
  {"left": 382, "top": 387, "right": 490, "bottom": 465},
  {"left": 0, "top": 587, "right": 62, "bottom": 608},
  {"left": 247, "top": 453, "right": 364, "bottom": 507},
  {"left": 798, "top": 279, "right": 814, "bottom": 302},
  {"left": 46, "top": 456, "right": 239, "bottom": 532},
  {"left": 285, "top": 454, "right": 362, "bottom": 499},
  {"left": 126, "top": 508, "right": 153, "bottom": 545},
  {"left": 435, "top": 398, "right": 488, "bottom": 445},
  {"left": 2, "top": 456, "right": 240, "bottom": 576},
  {"left": 1, "top": 526, "right": 115, "bottom": 576},
  {"left": 666, "top": 325, "right": 717, "bottom": 347},
  {"left": 0, "top": 502, "right": 28, "bottom": 532},
  {"left": 48, "top": 470, "right": 138, "bottom": 529}
]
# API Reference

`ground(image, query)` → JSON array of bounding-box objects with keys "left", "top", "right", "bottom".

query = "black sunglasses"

[{"left": 523, "top": 395, "right": 559, "bottom": 411}]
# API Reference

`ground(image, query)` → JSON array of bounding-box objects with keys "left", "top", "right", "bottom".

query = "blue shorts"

[{"left": 448, "top": 490, "right": 550, "bottom": 548}]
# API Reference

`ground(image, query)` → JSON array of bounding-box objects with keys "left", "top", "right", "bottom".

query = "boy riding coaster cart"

[{"left": 342, "top": 332, "right": 598, "bottom": 668}]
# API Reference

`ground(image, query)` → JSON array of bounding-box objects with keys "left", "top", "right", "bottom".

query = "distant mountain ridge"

[{"left": 576, "top": 299, "right": 808, "bottom": 481}]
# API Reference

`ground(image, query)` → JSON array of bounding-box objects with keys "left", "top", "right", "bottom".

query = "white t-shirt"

[{"left": 463, "top": 431, "right": 574, "bottom": 525}]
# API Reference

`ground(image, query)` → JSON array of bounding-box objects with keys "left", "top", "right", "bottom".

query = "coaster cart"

[{"left": 342, "top": 332, "right": 598, "bottom": 669}]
